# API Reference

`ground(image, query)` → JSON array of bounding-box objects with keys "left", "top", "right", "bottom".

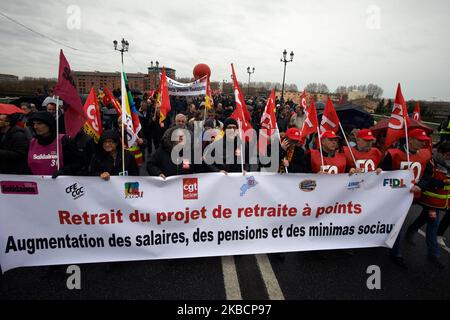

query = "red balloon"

[{"left": 193, "top": 64, "right": 211, "bottom": 79}]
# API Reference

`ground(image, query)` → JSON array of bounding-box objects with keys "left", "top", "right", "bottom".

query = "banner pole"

[
  {"left": 404, "top": 117, "right": 411, "bottom": 170},
  {"left": 238, "top": 119, "right": 245, "bottom": 174},
  {"left": 55, "top": 96, "right": 60, "bottom": 171}
]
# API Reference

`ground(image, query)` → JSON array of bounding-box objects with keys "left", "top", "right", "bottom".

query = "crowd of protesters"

[{"left": 0, "top": 89, "right": 449, "bottom": 270}]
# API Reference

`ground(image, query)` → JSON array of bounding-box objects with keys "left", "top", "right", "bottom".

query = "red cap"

[
  {"left": 285, "top": 128, "right": 302, "bottom": 141},
  {"left": 321, "top": 130, "right": 340, "bottom": 140},
  {"left": 356, "top": 129, "right": 376, "bottom": 141},
  {"left": 409, "top": 128, "right": 431, "bottom": 141}
]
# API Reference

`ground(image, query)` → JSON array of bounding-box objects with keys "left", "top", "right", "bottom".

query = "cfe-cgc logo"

[
  {"left": 65, "top": 183, "right": 85, "bottom": 200},
  {"left": 124, "top": 182, "right": 144, "bottom": 199},
  {"left": 1, "top": 181, "right": 39, "bottom": 195},
  {"left": 183, "top": 178, "right": 198, "bottom": 200},
  {"left": 383, "top": 178, "right": 406, "bottom": 189}
]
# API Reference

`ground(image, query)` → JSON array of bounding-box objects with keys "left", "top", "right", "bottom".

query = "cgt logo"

[
  {"left": 183, "top": 178, "right": 198, "bottom": 200},
  {"left": 383, "top": 179, "right": 406, "bottom": 189},
  {"left": 124, "top": 182, "right": 144, "bottom": 199}
]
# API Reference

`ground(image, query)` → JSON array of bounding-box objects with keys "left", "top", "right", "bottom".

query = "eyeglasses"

[{"left": 226, "top": 126, "right": 238, "bottom": 130}]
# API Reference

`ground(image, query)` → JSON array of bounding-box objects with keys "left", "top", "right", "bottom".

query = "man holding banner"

[{"left": 305, "top": 131, "right": 347, "bottom": 174}]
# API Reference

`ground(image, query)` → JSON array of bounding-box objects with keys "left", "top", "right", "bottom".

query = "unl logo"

[
  {"left": 124, "top": 182, "right": 144, "bottom": 199},
  {"left": 183, "top": 178, "right": 198, "bottom": 200}
]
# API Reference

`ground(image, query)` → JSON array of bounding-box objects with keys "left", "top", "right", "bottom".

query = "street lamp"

[
  {"left": 280, "top": 49, "right": 294, "bottom": 106},
  {"left": 113, "top": 38, "right": 129, "bottom": 64},
  {"left": 246, "top": 67, "right": 255, "bottom": 96}
]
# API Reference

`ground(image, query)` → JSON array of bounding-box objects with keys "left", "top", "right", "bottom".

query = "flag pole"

[
  {"left": 404, "top": 116, "right": 410, "bottom": 168},
  {"left": 55, "top": 96, "right": 60, "bottom": 171},
  {"left": 339, "top": 123, "right": 357, "bottom": 167},
  {"left": 120, "top": 65, "right": 126, "bottom": 175},
  {"left": 317, "top": 128, "right": 325, "bottom": 170}
]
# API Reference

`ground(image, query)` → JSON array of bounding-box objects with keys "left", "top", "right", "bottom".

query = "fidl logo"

[
  {"left": 124, "top": 182, "right": 144, "bottom": 199},
  {"left": 383, "top": 179, "right": 406, "bottom": 189}
]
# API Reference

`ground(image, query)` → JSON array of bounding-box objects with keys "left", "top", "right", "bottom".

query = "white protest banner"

[
  {"left": 0, "top": 171, "right": 413, "bottom": 272},
  {"left": 166, "top": 76, "right": 207, "bottom": 96}
]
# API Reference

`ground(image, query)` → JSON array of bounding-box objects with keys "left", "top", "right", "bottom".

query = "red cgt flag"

[
  {"left": 82, "top": 87, "right": 103, "bottom": 143},
  {"left": 54, "top": 49, "right": 86, "bottom": 138},
  {"left": 319, "top": 97, "right": 340, "bottom": 136},
  {"left": 230, "top": 63, "right": 253, "bottom": 141},
  {"left": 103, "top": 85, "right": 122, "bottom": 116},
  {"left": 413, "top": 102, "right": 421, "bottom": 123},
  {"left": 259, "top": 89, "right": 277, "bottom": 154},
  {"left": 300, "top": 98, "right": 319, "bottom": 143},
  {"left": 159, "top": 67, "right": 171, "bottom": 127},
  {"left": 300, "top": 90, "right": 308, "bottom": 110},
  {"left": 385, "top": 83, "right": 411, "bottom": 147}
]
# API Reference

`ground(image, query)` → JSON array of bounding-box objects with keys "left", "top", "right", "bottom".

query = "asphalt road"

[{"left": 1, "top": 205, "right": 449, "bottom": 300}]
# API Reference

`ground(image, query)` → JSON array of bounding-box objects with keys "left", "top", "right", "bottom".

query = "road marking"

[
  {"left": 221, "top": 256, "right": 242, "bottom": 300},
  {"left": 417, "top": 230, "right": 450, "bottom": 254},
  {"left": 255, "top": 254, "right": 285, "bottom": 300}
]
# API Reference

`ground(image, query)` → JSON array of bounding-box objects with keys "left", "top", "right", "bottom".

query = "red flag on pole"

[
  {"left": 159, "top": 67, "right": 171, "bottom": 127},
  {"left": 230, "top": 63, "right": 253, "bottom": 140},
  {"left": 413, "top": 102, "right": 421, "bottom": 123},
  {"left": 319, "top": 97, "right": 340, "bottom": 136},
  {"left": 300, "top": 98, "right": 319, "bottom": 143},
  {"left": 54, "top": 49, "right": 86, "bottom": 138},
  {"left": 385, "top": 83, "right": 410, "bottom": 147},
  {"left": 83, "top": 87, "right": 103, "bottom": 143},
  {"left": 205, "top": 77, "right": 214, "bottom": 109},
  {"left": 259, "top": 89, "right": 277, "bottom": 154},
  {"left": 300, "top": 90, "right": 308, "bottom": 110},
  {"left": 103, "top": 85, "right": 122, "bottom": 116}
]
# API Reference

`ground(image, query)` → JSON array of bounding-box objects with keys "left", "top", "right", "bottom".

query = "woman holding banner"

[
  {"left": 146, "top": 125, "right": 196, "bottom": 179},
  {"left": 27, "top": 111, "right": 83, "bottom": 177},
  {"left": 89, "top": 129, "right": 139, "bottom": 180}
]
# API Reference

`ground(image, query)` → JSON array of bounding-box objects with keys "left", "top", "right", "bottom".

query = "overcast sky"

[{"left": 1, "top": 0, "right": 449, "bottom": 100}]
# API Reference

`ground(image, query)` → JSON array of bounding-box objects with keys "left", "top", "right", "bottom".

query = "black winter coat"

[{"left": 0, "top": 126, "right": 30, "bottom": 174}]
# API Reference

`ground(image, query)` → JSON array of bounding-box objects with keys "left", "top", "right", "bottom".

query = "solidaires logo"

[
  {"left": 1, "top": 181, "right": 38, "bottom": 195},
  {"left": 299, "top": 180, "right": 317, "bottom": 192}
]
